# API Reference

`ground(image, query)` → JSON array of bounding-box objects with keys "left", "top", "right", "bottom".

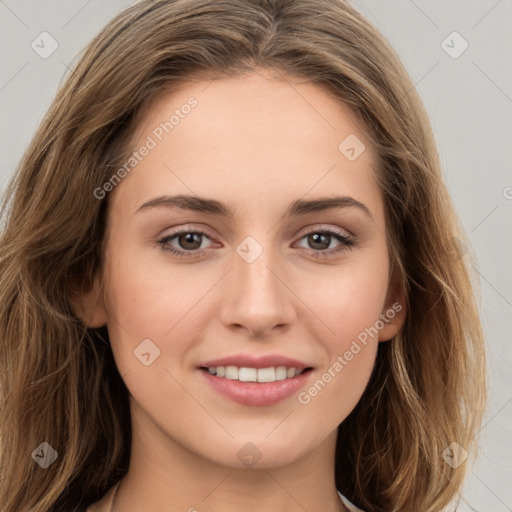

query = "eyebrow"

[{"left": 136, "top": 194, "right": 373, "bottom": 220}]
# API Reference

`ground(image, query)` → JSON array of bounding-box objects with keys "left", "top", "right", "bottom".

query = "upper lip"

[{"left": 198, "top": 353, "right": 313, "bottom": 371}]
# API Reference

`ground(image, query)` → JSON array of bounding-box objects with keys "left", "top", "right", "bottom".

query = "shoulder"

[
  {"left": 337, "top": 490, "right": 366, "bottom": 512},
  {"left": 63, "top": 483, "right": 116, "bottom": 512},
  {"left": 82, "top": 482, "right": 119, "bottom": 512}
]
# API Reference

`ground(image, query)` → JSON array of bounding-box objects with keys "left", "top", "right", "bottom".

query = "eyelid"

[
  {"left": 157, "top": 223, "right": 356, "bottom": 259},
  {"left": 158, "top": 225, "right": 218, "bottom": 248},
  {"left": 295, "top": 223, "right": 353, "bottom": 239},
  {"left": 159, "top": 223, "right": 353, "bottom": 244},
  {"left": 159, "top": 223, "right": 217, "bottom": 240}
]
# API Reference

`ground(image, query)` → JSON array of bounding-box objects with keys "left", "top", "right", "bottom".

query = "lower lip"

[{"left": 198, "top": 368, "right": 313, "bottom": 406}]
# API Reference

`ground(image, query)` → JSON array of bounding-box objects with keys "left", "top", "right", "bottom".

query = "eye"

[
  {"left": 157, "top": 227, "right": 355, "bottom": 259},
  {"left": 157, "top": 228, "right": 214, "bottom": 258},
  {"left": 294, "top": 228, "right": 355, "bottom": 258}
]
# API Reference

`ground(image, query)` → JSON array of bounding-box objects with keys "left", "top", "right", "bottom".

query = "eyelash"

[{"left": 157, "top": 227, "right": 355, "bottom": 259}]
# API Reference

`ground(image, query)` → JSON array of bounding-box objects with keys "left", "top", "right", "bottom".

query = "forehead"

[{"left": 109, "top": 69, "right": 382, "bottom": 221}]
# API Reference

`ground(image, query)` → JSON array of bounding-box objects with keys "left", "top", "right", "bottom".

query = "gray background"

[{"left": 1, "top": 1, "right": 511, "bottom": 509}]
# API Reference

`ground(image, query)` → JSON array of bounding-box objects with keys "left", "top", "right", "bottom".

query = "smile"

[
  {"left": 198, "top": 366, "right": 314, "bottom": 406},
  {"left": 202, "top": 365, "right": 310, "bottom": 382}
]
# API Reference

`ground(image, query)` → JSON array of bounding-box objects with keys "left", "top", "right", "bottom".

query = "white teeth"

[
  {"left": 205, "top": 365, "right": 303, "bottom": 382},
  {"left": 238, "top": 367, "right": 257, "bottom": 382},
  {"left": 257, "top": 367, "right": 275, "bottom": 382},
  {"left": 225, "top": 365, "right": 238, "bottom": 380},
  {"left": 275, "top": 366, "right": 288, "bottom": 380}
]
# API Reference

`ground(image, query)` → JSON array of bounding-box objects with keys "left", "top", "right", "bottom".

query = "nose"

[{"left": 219, "top": 244, "right": 296, "bottom": 338}]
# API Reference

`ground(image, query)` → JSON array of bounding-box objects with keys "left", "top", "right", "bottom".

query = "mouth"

[
  {"left": 199, "top": 365, "right": 313, "bottom": 382},
  {"left": 197, "top": 364, "right": 314, "bottom": 406}
]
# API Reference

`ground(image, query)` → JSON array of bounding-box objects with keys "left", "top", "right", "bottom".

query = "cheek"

[
  {"left": 294, "top": 275, "right": 384, "bottom": 425},
  {"left": 299, "top": 256, "right": 389, "bottom": 346},
  {"left": 104, "top": 241, "right": 206, "bottom": 337},
  {"left": 101, "top": 248, "right": 213, "bottom": 416},
  {"left": 292, "top": 257, "right": 388, "bottom": 411},
  {"left": 102, "top": 240, "right": 226, "bottom": 381}
]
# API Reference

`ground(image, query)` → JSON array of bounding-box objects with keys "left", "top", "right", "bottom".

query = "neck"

[{"left": 113, "top": 401, "right": 345, "bottom": 512}]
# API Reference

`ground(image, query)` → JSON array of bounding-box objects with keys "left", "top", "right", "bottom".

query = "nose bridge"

[{"left": 221, "top": 234, "right": 296, "bottom": 335}]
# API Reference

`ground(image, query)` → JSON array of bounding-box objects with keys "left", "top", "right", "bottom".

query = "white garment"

[{"left": 338, "top": 490, "right": 365, "bottom": 511}]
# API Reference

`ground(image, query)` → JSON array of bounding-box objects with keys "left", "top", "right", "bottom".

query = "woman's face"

[{"left": 87, "top": 69, "right": 403, "bottom": 470}]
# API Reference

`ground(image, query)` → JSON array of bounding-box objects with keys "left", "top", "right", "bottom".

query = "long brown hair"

[{"left": 0, "top": 1, "right": 486, "bottom": 510}]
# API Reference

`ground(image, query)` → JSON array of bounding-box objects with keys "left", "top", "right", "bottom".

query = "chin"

[{"left": 186, "top": 437, "right": 303, "bottom": 470}]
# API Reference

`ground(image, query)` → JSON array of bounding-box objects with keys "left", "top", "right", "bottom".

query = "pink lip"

[
  {"left": 198, "top": 367, "right": 314, "bottom": 406},
  {"left": 198, "top": 353, "right": 312, "bottom": 371}
]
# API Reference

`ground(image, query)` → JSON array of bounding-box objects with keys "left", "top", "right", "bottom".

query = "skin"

[{"left": 77, "top": 68, "right": 405, "bottom": 512}]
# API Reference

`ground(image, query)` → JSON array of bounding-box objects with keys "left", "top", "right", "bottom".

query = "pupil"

[
  {"left": 180, "top": 233, "right": 201, "bottom": 250},
  {"left": 310, "top": 233, "right": 329, "bottom": 250},
  {"left": 177, "top": 233, "right": 331, "bottom": 251}
]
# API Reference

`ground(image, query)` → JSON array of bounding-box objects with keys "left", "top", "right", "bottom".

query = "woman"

[{"left": 0, "top": 1, "right": 486, "bottom": 511}]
